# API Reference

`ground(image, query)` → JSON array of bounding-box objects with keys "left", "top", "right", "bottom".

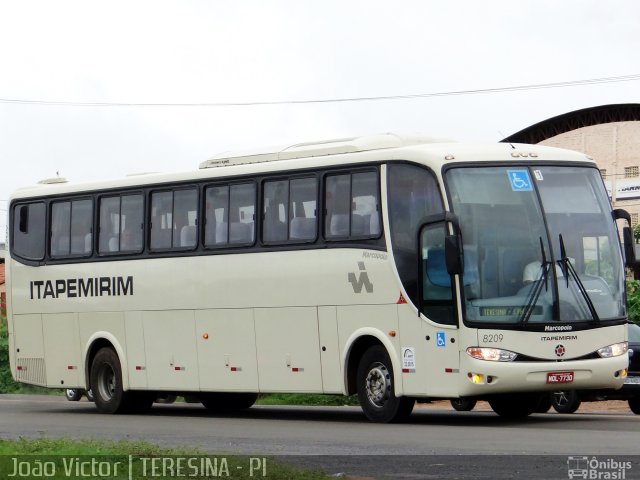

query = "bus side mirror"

[
  {"left": 445, "top": 234, "right": 463, "bottom": 275},
  {"left": 623, "top": 226, "right": 636, "bottom": 267},
  {"left": 613, "top": 209, "right": 637, "bottom": 267}
]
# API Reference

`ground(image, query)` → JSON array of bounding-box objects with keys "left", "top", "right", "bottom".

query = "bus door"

[{"left": 418, "top": 218, "right": 461, "bottom": 396}]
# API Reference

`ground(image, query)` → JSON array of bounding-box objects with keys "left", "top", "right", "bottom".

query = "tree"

[{"left": 634, "top": 224, "right": 640, "bottom": 244}]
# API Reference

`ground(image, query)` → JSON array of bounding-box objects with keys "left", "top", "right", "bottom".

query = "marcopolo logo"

[
  {"left": 546, "top": 325, "right": 574, "bottom": 332},
  {"left": 348, "top": 262, "right": 373, "bottom": 294}
]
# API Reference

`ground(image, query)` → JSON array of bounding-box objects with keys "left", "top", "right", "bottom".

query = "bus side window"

[
  {"left": 420, "top": 224, "right": 456, "bottom": 325},
  {"left": 12, "top": 202, "right": 46, "bottom": 261},
  {"left": 352, "top": 171, "right": 380, "bottom": 237},
  {"left": 325, "top": 171, "right": 380, "bottom": 240},
  {"left": 325, "top": 174, "right": 351, "bottom": 238},
  {"left": 99, "top": 196, "right": 121, "bottom": 253},
  {"left": 289, "top": 177, "right": 317, "bottom": 241},
  {"left": 387, "top": 164, "right": 444, "bottom": 306},
  {"left": 150, "top": 191, "right": 173, "bottom": 250},
  {"left": 50, "top": 202, "right": 71, "bottom": 257},
  {"left": 70, "top": 200, "right": 92, "bottom": 255},
  {"left": 120, "top": 194, "right": 144, "bottom": 252},
  {"left": 263, "top": 180, "right": 289, "bottom": 243},
  {"left": 173, "top": 189, "right": 198, "bottom": 249},
  {"left": 229, "top": 183, "right": 255, "bottom": 245},
  {"left": 204, "top": 185, "right": 229, "bottom": 246}
]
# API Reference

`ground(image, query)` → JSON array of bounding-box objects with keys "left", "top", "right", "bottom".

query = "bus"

[{"left": 6, "top": 133, "right": 634, "bottom": 422}]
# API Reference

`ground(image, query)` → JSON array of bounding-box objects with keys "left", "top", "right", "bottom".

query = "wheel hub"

[
  {"left": 97, "top": 365, "right": 116, "bottom": 401},
  {"left": 365, "top": 362, "right": 391, "bottom": 408}
]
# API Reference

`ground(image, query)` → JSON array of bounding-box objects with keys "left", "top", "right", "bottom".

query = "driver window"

[{"left": 420, "top": 223, "right": 455, "bottom": 325}]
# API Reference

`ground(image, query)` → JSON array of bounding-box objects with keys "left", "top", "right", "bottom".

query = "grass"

[
  {"left": 257, "top": 393, "right": 359, "bottom": 406},
  {"left": 0, "top": 438, "right": 331, "bottom": 479}
]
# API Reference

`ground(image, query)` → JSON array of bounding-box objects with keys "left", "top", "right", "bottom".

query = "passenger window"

[
  {"left": 51, "top": 199, "right": 92, "bottom": 257},
  {"left": 289, "top": 177, "right": 317, "bottom": 241},
  {"left": 12, "top": 202, "right": 46, "bottom": 261},
  {"left": 150, "top": 188, "right": 198, "bottom": 250},
  {"left": 51, "top": 202, "right": 71, "bottom": 257},
  {"left": 229, "top": 183, "right": 255, "bottom": 245},
  {"left": 352, "top": 172, "right": 380, "bottom": 237},
  {"left": 174, "top": 189, "right": 198, "bottom": 249},
  {"left": 263, "top": 180, "right": 289, "bottom": 243},
  {"left": 99, "top": 194, "right": 143, "bottom": 254},
  {"left": 121, "top": 195, "right": 144, "bottom": 252},
  {"left": 263, "top": 177, "right": 318, "bottom": 244},
  {"left": 325, "top": 174, "right": 350, "bottom": 238},
  {"left": 204, "top": 183, "right": 255, "bottom": 247},
  {"left": 204, "top": 186, "right": 230, "bottom": 246},
  {"left": 151, "top": 191, "right": 173, "bottom": 249},
  {"left": 325, "top": 171, "right": 380, "bottom": 239}
]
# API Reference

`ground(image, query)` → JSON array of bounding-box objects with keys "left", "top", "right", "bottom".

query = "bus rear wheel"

[
  {"left": 488, "top": 393, "right": 540, "bottom": 418},
  {"left": 450, "top": 398, "right": 477, "bottom": 412},
  {"left": 356, "top": 345, "right": 414, "bottom": 423},
  {"left": 90, "top": 347, "right": 151, "bottom": 414}
]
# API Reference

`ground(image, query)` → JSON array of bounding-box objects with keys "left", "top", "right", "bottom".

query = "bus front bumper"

[{"left": 457, "top": 354, "right": 628, "bottom": 397}]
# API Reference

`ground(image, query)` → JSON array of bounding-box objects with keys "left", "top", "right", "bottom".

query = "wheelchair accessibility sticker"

[
  {"left": 507, "top": 169, "right": 533, "bottom": 191},
  {"left": 436, "top": 331, "right": 446, "bottom": 347}
]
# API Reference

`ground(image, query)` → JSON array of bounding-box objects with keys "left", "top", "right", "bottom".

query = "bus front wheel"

[
  {"left": 551, "top": 390, "right": 581, "bottom": 414},
  {"left": 488, "top": 393, "right": 540, "bottom": 418},
  {"left": 356, "top": 345, "right": 414, "bottom": 423}
]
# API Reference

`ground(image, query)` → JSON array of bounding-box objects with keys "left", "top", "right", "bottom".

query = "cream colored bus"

[{"left": 6, "top": 134, "right": 633, "bottom": 422}]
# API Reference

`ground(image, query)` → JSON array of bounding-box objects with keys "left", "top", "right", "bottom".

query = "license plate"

[
  {"left": 547, "top": 371, "right": 574, "bottom": 384},
  {"left": 624, "top": 376, "right": 640, "bottom": 385}
]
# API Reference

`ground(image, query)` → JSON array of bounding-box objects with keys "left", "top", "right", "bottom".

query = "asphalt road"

[{"left": 1, "top": 395, "right": 639, "bottom": 479}]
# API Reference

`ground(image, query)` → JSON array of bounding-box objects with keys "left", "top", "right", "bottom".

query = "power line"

[{"left": 0, "top": 74, "right": 639, "bottom": 108}]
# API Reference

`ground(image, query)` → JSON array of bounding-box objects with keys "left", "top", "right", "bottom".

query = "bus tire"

[
  {"left": 201, "top": 392, "right": 258, "bottom": 411},
  {"left": 551, "top": 390, "right": 581, "bottom": 414},
  {"left": 535, "top": 394, "right": 552, "bottom": 413},
  {"left": 450, "top": 398, "right": 477, "bottom": 411},
  {"left": 90, "top": 347, "right": 129, "bottom": 414},
  {"left": 356, "top": 345, "right": 414, "bottom": 423},
  {"left": 488, "top": 393, "right": 540, "bottom": 418},
  {"left": 65, "top": 388, "right": 82, "bottom": 401},
  {"left": 85, "top": 389, "right": 95, "bottom": 402},
  {"left": 628, "top": 396, "right": 640, "bottom": 415}
]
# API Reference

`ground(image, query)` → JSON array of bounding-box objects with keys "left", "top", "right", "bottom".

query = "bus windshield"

[{"left": 445, "top": 165, "right": 625, "bottom": 325}]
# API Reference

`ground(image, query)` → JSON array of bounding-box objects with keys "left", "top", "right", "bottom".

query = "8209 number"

[{"left": 482, "top": 334, "right": 504, "bottom": 343}]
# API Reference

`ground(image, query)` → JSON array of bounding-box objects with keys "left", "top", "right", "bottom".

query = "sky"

[{"left": 1, "top": 0, "right": 640, "bottom": 239}]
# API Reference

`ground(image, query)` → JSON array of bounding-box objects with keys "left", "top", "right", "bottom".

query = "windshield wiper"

[
  {"left": 557, "top": 234, "right": 600, "bottom": 322},
  {"left": 519, "top": 237, "right": 551, "bottom": 325}
]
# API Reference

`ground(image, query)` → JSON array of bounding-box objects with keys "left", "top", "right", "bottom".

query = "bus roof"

[{"left": 10, "top": 133, "right": 594, "bottom": 200}]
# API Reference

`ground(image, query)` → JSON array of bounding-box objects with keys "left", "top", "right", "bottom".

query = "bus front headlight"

[
  {"left": 597, "top": 342, "right": 628, "bottom": 358},
  {"left": 466, "top": 347, "right": 517, "bottom": 362}
]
